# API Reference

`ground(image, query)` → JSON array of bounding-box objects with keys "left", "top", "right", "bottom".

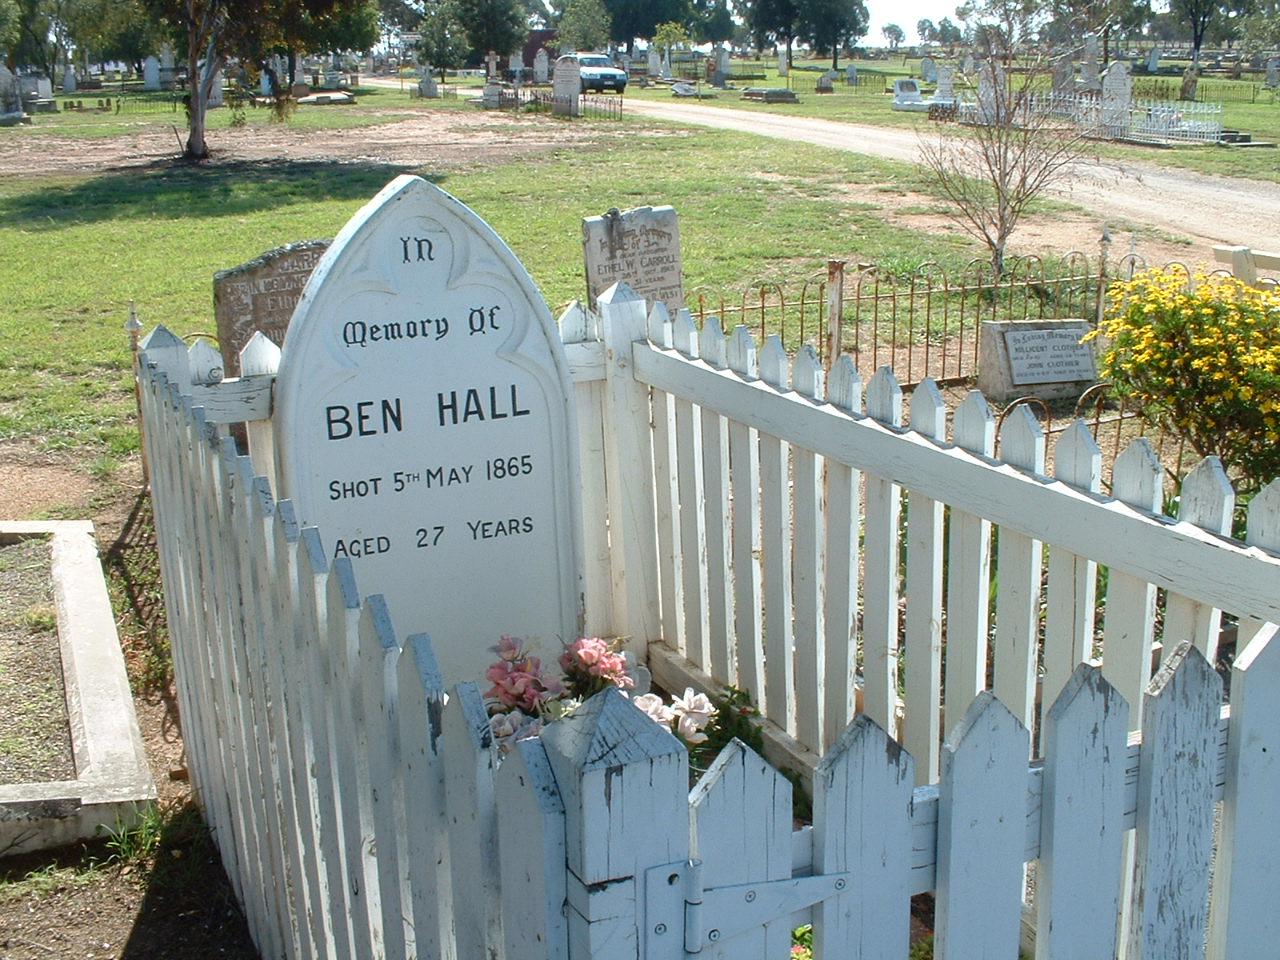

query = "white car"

[{"left": 571, "top": 53, "right": 627, "bottom": 94}]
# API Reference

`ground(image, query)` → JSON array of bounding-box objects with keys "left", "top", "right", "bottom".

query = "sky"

[{"left": 864, "top": 0, "right": 958, "bottom": 46}]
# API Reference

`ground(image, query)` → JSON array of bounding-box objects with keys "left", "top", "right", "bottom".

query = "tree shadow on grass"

[{"left": 0, "top": 158, "right": 447, "bottom": 230}]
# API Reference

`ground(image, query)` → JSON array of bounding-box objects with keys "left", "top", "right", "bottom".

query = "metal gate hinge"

[{"left": 644, "top": 860, "right": 851, "bottom": 956}]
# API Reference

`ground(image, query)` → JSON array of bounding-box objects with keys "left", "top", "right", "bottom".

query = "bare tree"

[{"left": 918, "top": 59, "right": 1090, "bottom": 276}]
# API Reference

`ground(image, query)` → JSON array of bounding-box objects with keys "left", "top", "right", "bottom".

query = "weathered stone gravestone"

[
  {"left": 648, "top": 47, "right": 661, "bottom": 77},
  {"left": 207, "top": 67, "right": 224, "bottom": 106},
  {"left": 582, "top": 205, "right": 683, "bottom": 317},
  {"left": 962, "top": 53, "right": 975, "bottom": 75},
  {"left": 1101, "top": 61, "right": 1132, "bottom": 137},
  {"left": 213, "top": 239, "right": 330, "bottom": 377},
  {"left": 977, "top": 60, "right": 1005, "bottom": 124},
  {"left": 272, "top": 175, "right": 584, "bottom": 685},
  {"left": 935, "top": 65, "right": 954, "bottom": 102},
  {"left": 62, "top": 69, "right": 76, "bottom": 93},
  {"left": 552, "top": 56, "right": 580, "bottom": 116},
  {"left": 846, "top": 64, "right": 858, "bottom": 86},
  {"left": 920, "top": 56, "right": 937, "bottom": 84},
  {"left": 0, "top": 65, "right": 23, "bottom": 119},
  {"left": 1052, "top": 55, "right": 1074, "bottom": 97},
  {"left": 1267, "top": 57, "right": 1278, "bottom": 89},
  {"left": 533, "top": 48, "right": 550, "bottom": 84},
  {"left": 1081, "top": 35, "right": 1101, "bottom": 91},
  {"left": 978, "top": 319, "right": 1097, "bottom": 401},
  {"left": 142, "top": 56, "right": 160, "bottom": 91},
  {"left": 1180, "top": 65, "right": 1199, "bottom": 101},
  {"left": 419, "top": 72, "right": 439, "bottom": 98},
  {"left": 1147, "top": 48, "right": 1161, "bottom": 74}
]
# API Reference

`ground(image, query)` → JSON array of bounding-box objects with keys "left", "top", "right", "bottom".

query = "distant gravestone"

[
  {"left": 419, "top": 73, "right": 439, "bottom": 98},
  {"left": 1180, "top": 65, "right": 1199, "bottom": 101},
  {"left": 935, "top": 64, "right": 954, "bottom": 102},
  {"left": 978, "top": 320, "right": 1097, "bottom": 400},
  {"left": 272, "top": 175, "right": 583, "bottom": 685},
  {"left": 159, "top": 44, "right": 176, "bottom": 90},
  {"left": 1101, "top": 61, "right": 1132, "bottom": 137},
  {"left": 661, "top": 49, "right": 672, "bottom": 79},
  {"left": 816, "top": 74, "right": 834, "bottom": 93},
  {"left": 63, "top": 69, "right": 76, "bottom": 93},
  {"left": 207, "top": 68, "right": 224, "bottom": 106},
  {"left": 1267, "top": 57, "right": 1278, "bottom": 89},
  {"left": 1081, "top": 35, "right": 1101, "bottom": 90},
  {"left": 963, "top": 53, "right": 975, "bottom": 75},
  {"left": 717, "top": 46, "right": 731, "bottom": 76},
  {"left": 920, "top": 56, "right": 937, "bottom": 84},
  {"left": 1052, "top": 55, "right": 1073, "bottom": 97},
  {"left": 648, "top": 48, "right": 661, "bottom": 77},
  {"left": 582, "top": 205, "right": 683, "bottom": 317},
  {"left": 778, "top": 55, "right": 789, "bottom": 78},
  {"left": 846, "top": 64, "right": 858, "bottom": 86},
  {"left": 0, "top": 66, "right": 20, "bottom": 116},
  {"left": 977, "top": 60, "right": 1004, "bottom": 124},
  {"left": 533, "top": 48, "right": 550, "bottom": 84},
  {"left": 213, "top": 239, "right": 331, "bottom": 377},
  {"left": 1147, "top": 48, "right": 1161, "bottom": 74},
  {"left": 553, "top": 56, "right": 580, "bottom": 116}
]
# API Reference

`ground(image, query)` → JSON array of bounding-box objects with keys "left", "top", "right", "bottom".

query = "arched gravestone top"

[{"left": 274, "top": 174, "right": 584, "bottom": 684}]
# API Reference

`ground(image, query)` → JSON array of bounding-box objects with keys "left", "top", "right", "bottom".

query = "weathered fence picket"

[{"left": 136, "top": 262, "right": 1280, "bottom": 960}]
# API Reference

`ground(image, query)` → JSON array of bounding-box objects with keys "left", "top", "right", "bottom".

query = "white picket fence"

[{"left": 135, "top": 282, "right": 1280, "bottom": 959}]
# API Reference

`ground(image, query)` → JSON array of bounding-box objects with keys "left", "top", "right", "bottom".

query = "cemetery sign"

[{"left": 272, "top": 175, "right": 584, "bottom": 684}]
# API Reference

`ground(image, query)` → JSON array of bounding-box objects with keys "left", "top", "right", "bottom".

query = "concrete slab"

[{"left": 0, "top": 521, "right": 156, "bottom": 856}]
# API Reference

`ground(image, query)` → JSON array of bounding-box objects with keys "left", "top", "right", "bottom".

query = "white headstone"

[
  {"left": 846, "top": 64, "right": 858, "bottom": 85},
  {"left": 648, "top": 48, "right": 661, "bottom": 77},
  {"left": 63, "top": 68, "right": 76, "bottom": 93},
  {"left": 582, "top": 205, "right": 683, "bottom": 317},
  {"left": 935, "top": 64, "right": 954, "bottom": 101},
  {"left": 977, "top": 60, "right": 1004, "bottom": 124},
  {"left": 508, "top": 51, "right": 523, "bottom": 79},
  {"left": 660, "top": 49, "right": 672, "bottom": 79},
  {"left": 920, "top": 55, "right": 936, "bottom": 84},
  {"left": 779, "top": 54, "right": 790, "bottom": 77},
  {"left": 1147, "top": 48, "right": 1161, "bottom": 74},
  {"left": 160, "top": 43, "right": 174, "bottom": 69},
  {"left": 273, "top": 175, "right": 583, "bottom": 685},
  {"left": 36, "top": 77, "right": 52, "bottom": 99},
  {"left": 552, "top": 55, "right": 580, "bottom": 116},
  {"left": 1052, "top": 55, "right": 1073, "bottom": 97},
  {"left": 1267, "top": 57, "right": 1279, "bottom": 89},
  {"left": 716, "top": 45, "right": 731, "bottom": 75},
  {"left": 1101, "top": 60, "right": 1132, "bottom": 136},
  {"left": 533, "top": 48, "right": 550, "bottom": 84}
]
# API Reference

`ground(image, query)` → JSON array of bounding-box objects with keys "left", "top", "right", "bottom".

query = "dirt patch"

[{"left": 0, "top": 446, "right": 96, "bottom": 522}]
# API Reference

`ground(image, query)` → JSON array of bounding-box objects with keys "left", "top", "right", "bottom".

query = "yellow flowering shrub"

[{"left": 1089, "top": 268, "right": 1280, "bottom": 495}]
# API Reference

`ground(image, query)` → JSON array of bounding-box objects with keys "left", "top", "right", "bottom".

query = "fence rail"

[{"left": 137, "top": 273, "right": 1280, "bottom": 957}]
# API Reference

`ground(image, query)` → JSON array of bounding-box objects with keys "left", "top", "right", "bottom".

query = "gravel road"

[{"left": 624, "top": 99, "right": 1280, "bottom": 253}]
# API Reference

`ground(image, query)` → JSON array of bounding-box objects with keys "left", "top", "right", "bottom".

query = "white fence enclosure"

[{"left": 136, "top": 186, "right": 1280, "bottom": 960}]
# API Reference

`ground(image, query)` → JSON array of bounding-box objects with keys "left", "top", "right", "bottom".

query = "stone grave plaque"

[
  {"left": 213, "top": 239, "right": 330, "bottom": 377},
  {"left": 582, "top": 205, "right": 683, "bottom": 317},
  {"left": 273, "top": 175, "right": 583, "bottom": 684},
  {"left": 978, "top": 319, "right": 1096, "bottom": 401}
]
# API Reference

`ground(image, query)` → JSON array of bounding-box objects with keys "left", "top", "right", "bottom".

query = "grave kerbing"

[{"left": 272, "top": 175, "right": 584, "bottom": 684}]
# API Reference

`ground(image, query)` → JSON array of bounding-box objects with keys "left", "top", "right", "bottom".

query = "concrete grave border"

[{"left": 0, "top": 521, "right": 155, "bottom": 856}]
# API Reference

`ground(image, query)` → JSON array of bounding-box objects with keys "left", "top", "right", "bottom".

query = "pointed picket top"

[
  {"left": 910, "top": 377, "right": 946, "bottom": 440},
  {"left": 540, "top": 688, "right": 688, "bottom": 885},
  {"left": 1053, "top": 420, "right": 1103, "bottom": 491},
  {"left": 690, "top": 738, "right": 792, "bottom": 877},
  {"left": 672, "top": 307, "right": 700, "bottom": 359},
  {"left": 726, "top": 325, "right": 758, "bottom": 379},
  {"left": 239, "top": 331, "right": 281, "bottom": 378},
  {"left": 793, "top": 344, "right": 824, "bottom": 401},
  {"left": 646, "top": 301, "right": 674, "bottom": 348},
  {"left": 953, "top": 390, "right": 995, "bottom": 456},
  {"left": 812, "top": 715, "right": 914, "bottom": 960},
  {"left": 1178, "top": 456, "right": 1235, "bottom": 535},
  {"left": 999, "top": 404, "right": 1045, "bottom": 473},
  {"left": 867, "top": 366, "right": 903, "bottom": 426},
  {"left": 759, "top": 335, "right": 789, "bottom": 389},
  {"left": 1037, "top": 663, "right": 1128, "bottom": 960},
  {"left": 827, "top": 354, "right": 862, "bottom": 416},
  {"left": 138, "top": 324, "right": 189, "bottom": 382},
  {"left": 1246, "top": 479, "right": 1280, "bottom": 552},
  {"left": 1113, "top": 437, "right": 1163, "bottom": 512},
  {"left": 187, "top": 337, "right": 224, "bottom": 385},
  {"left": 398, "top": 633, "right": 445, "bottom": 751},
  {"left": 556, "top": 300, "right": 595, "bottom": 345},
  {"left": 358, "top": 592, "right": 400, "bottom": 674},
  {"left": 698, "top": 315, "right": 727, "bottom": 368},
  {"left": 541, "top": 687, "right": 685, "bottom": 772}
]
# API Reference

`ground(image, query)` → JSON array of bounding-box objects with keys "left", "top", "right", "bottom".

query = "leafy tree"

[
  {"left": 936, "top": 16, "right": 963, "bottom": 46},
  {"left": 416, "top": 0, "right": 469, "bottom": 73},
  {"left": 652, "top": 18, "right": 688, "bottom": 60},
  {"left": 0, "top": 0, "right": 23, "bottom": 62},
  {"left": 602, "top": 0, "right": 689, "bottom": 51},
  {"left": 744, "top": 0, "right": 801, "bottom": 67},
  {"left": 11, "top": 0, "right": 73, "bottom": 75},
  {"left": 141, "top": 0, "right": 355, "bottom": 159},
  {"left": 1046, "top": 0, "right": 1151, "bottom": 64},
  {"left": 796, "top": 0, "right": 868, "bottom": 69},
  {"left": 1236, "top": 6, "right": 1280, "bottom": 55},
  {"left": 455, "top": 0, "right": 527, "bottom": 63},
  {"left": 919, "top": 58, "right": 1090, "bottom": 276},
  {"left": 557, "top": 0, "right": 612, "bottom": 52},
  {"left": 916, "top": 17, "right": 937, "bottom": 42},
  {"left": 882, "top": 22, "right": 904, "bottom": 48},
  {"left": 692, "top": 0, "right": 734, "bottom": 43},
  {"left": 1173, "top": 0, "right": 1238, "bottom": 69}
]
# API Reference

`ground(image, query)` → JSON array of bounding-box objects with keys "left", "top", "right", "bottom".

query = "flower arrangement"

[
  {"left": 483, "top": 635, "right": 717, "bottom": 753},
  {"left": 1088, "top": 268, "right": 1280, "bottom": 498}
]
